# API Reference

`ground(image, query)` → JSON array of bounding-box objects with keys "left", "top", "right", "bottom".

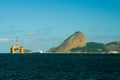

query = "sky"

[{"left": 0, "top": 0, "right": 120, "bottom": 53}]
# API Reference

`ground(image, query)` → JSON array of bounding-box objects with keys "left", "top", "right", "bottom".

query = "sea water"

[{"left": 0, "top": 53, "right": 120, "bottom": 80}]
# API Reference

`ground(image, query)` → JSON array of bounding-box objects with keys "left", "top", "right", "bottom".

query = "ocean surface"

[{"left": 0, "top": 53, "right": 120, "bottom": 80}]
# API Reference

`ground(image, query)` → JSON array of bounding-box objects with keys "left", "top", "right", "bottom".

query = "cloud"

[
  {"left": 0, "top": 26, "right": 24, "bottom": 39},
  {"left": 86, "top": 35, "right": 120, "bottom": 43},
  {"left": 0, "top": 25, "right": 26, "bottom": 37},
  {"left": 0, "top": 38, "right": 13, "bottom": 42},
  {"left": 26, "top": 26, "right": 54, "bottom": 37},
  {"left": 41, "top": 26, "right": 54, "bottom": 36},
  {"left": 26, "top": 31, "right": 39, "bottom": 36},
  {"left": 0, "top": 26, "right": 54, "bottom": 41},
  {"left": 23, "top": 38, "right": 32, "bottom": 42}
]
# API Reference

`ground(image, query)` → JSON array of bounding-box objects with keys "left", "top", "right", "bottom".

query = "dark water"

[{"left": 0, "top": 53, "right": 120, "bottom": 80}]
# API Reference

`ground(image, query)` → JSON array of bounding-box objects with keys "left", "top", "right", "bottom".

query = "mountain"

[
  {"left": 47, "top": 31, "right": 120, "bottom": 53},
  {"left": 105, "top": 41, "right": 120, "bottom": 52},
  {"left": 47, "top": 31, "right": 86, "bottom": 53}
]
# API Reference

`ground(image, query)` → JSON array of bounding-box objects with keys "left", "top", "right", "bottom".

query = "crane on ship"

[{"left": 10, "top": 37, "right": 24, "bottom": 54}]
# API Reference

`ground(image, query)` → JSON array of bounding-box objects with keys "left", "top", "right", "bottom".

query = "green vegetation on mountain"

[
  {"left": 70, "top": 42, "right": 108, "bottom": 53},
  {"left": 47, "top": 47, "right": 58, "bottom": 53},
  {"left": 24, "top": 49, "right": 32, "bottom": 53}
]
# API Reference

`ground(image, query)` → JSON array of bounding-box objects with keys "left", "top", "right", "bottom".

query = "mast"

[{"left": 16, "top": 36, "right": 19, "bottom": 46}]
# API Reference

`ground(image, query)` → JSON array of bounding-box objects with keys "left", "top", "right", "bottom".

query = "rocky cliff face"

[{"left": 47, "top": 31, "right": 86, "bottom": 52}]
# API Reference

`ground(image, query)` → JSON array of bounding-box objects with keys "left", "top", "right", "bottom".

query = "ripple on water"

[{"left": 0, "top": 54, "right": 120, "bottom": 80}]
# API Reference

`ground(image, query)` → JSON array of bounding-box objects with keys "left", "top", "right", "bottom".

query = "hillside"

[
  {"left": 70, "top": 42, "right": 108, "bottom": 53},
  {"left": 24, "top": 49, "right": 32, "bottom": 53},
  {"left": 70, "top": 41, "right": 120, "bottom": 53},
  {"left": 47, "top": 31, "right": 86, "bottom": 53},
  {"left": 47, "top": 31, "right": 120, "bottom": 53},
  {"left": 105, "top": 41, "right": 120, "bottom": 52}
]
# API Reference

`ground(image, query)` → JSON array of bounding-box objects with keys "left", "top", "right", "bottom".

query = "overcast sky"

[{"left": 0, "top": 0, "right": 120, "bottom": 53}]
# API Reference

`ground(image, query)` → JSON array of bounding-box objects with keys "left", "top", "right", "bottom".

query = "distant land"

[
  {"left": 24, "top": 49, "right": 32, "bottom": 53},
  {"left": 47, "top": 31, "right": 120, "bottom": 54}
]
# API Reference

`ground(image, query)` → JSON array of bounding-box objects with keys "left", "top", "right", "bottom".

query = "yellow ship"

[{"left": 10, "top": 37, "right": 24, "bottom": 54}]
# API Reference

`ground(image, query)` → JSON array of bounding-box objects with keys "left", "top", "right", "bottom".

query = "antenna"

[{"left": 16, "top": 36, "right": 19, "bottom": 46}]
